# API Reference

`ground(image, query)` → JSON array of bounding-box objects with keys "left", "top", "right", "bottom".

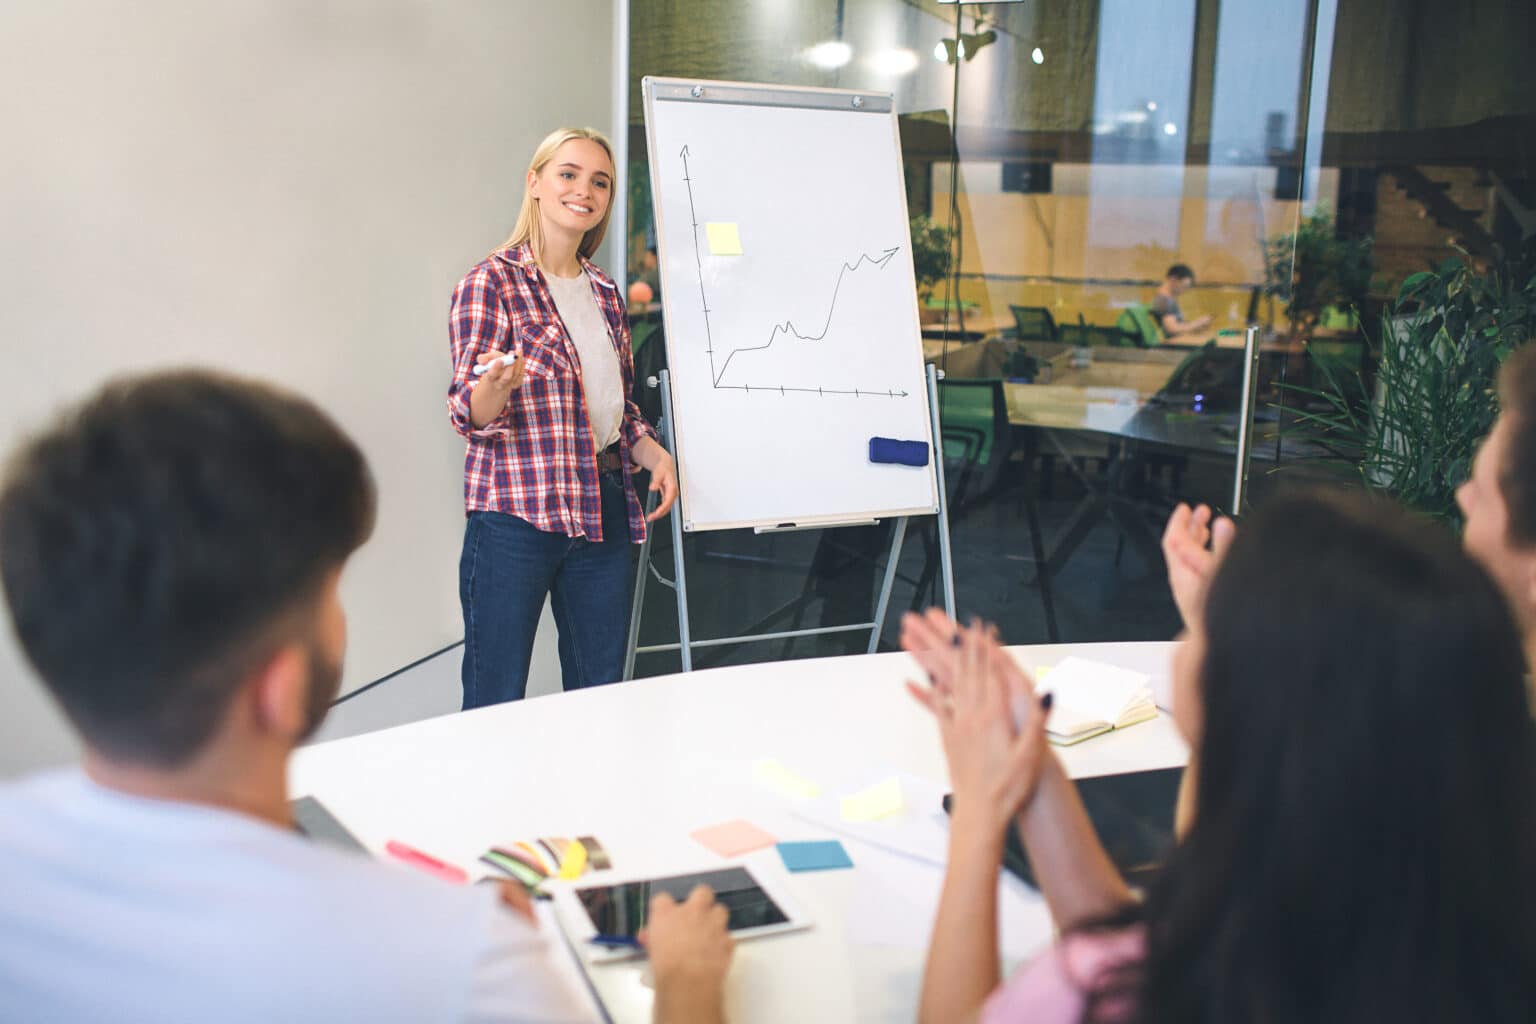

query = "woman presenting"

[{"left": 447, "top": 127, "right": 677, "bottom": 709}]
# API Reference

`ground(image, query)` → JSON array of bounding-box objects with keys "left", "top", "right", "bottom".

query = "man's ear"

[{"left": 249, "top": 645, "right": 310, "bottom": 742}]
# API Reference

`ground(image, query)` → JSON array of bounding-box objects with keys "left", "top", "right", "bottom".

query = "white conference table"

[{"left": 291, "top": 640, "right": 1188, "bottom": 1023}]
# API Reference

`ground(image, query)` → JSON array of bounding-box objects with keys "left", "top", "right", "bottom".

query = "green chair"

[
  {"left": 926, "top": 377, "right": 1058, "bottom": 638},
  {"left": 1009, "top": 305, "right": 1059, "bottom": 342},
  {"left": 911, "top": 378, "right": 1011, "bottom": 614},
  {"left": 937, "top": 378, "right": 1010, "bottom": 511},
  {"left": 1114, "top": 305, "right": 1162, "bottom": 348}
]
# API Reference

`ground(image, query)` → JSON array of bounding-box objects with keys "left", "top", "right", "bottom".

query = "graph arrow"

[
  {"left": 681, "top": 145, "right": 907, "bottom": 398},
  {"left": 679, "top": 145, "right": 719, "bottom": 386}
]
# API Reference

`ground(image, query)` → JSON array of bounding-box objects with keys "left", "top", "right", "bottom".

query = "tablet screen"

[{"left": 574, "top": 867, "right": 789, "bottom": 938}]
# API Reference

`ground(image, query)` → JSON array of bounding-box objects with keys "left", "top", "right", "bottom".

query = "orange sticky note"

[{"left": 689, "top": 819, "right": 777, "bottom": 858}]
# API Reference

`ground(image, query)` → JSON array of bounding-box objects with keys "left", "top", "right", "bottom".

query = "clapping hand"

[
  {"left": 1162, "top": 503, "right": 1235, "bottom": 631},
  {"left": 903, "top": 613, "right": 1051, "bottom": 838}
]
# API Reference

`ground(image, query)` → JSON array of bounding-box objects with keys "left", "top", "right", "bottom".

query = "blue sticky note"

[{"left": 776, "top": 840, "right": 853, "bottom": 872}]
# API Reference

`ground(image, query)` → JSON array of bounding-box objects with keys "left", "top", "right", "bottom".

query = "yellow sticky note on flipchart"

[
  {"left": 753, "top": 759, "right": 821, "bottom": 800},
  {"left": 840, "top": 777, "right": 905, "bottom": 822},
  {"left": 706, "top": 222, "right": 743, "bottom": 256}
]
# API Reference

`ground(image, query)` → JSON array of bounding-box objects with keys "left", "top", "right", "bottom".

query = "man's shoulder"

[
  {"left": 0, "top": 770, "right": 485, "bottom": 926},
  {"left": 0, "top": 774, "right": 520, "bottom": 1021}
]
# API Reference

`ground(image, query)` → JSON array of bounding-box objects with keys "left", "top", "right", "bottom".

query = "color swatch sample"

[
  {"left": 706, "top": 222, "right": 744, "bottom": 256},
  {"left": 776, "top": 839, "right": 853, "bottom": 872},
  {"left": 690, "top": 819, "right": 777, "bottom": 857},
  {"left": 558, "top": 838, "right": 588, "bottom": 880},
  {"left": 840, "top": 777, "right": 905, "bottom": 822},
  {"left": 482, "top": 836, "right": 612, "bottom": 891}
]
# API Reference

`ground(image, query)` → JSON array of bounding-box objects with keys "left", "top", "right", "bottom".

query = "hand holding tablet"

[{"left": 551, "top": 865, "right": 811, "bottom": 964}]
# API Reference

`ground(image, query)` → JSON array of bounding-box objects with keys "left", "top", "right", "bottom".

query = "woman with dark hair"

[{"left": 903, "top": 490, "right": 1536, "bottom": 1023}]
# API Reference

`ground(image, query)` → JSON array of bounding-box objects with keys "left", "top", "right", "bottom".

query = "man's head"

[
  {"left": 1459, "top": 345, "right": 1536, "bottom": 631},
  {"left": 1166, "top": 264, "right": 1196, "bottom": 295},
  {"left": 0, "top": 371, "right": 375, "bottom": 768}
]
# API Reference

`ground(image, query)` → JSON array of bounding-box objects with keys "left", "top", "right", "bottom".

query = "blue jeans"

[{"left": 458, "top": 474, "right": 632, "bottom": 709}]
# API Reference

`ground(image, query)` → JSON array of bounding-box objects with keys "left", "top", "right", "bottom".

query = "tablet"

[
  {"left": 550, "top": 865, "right": 811, "bottom": 963},
  {"left": 943, "top": 766, "right": 1183, "bottom": 890}
]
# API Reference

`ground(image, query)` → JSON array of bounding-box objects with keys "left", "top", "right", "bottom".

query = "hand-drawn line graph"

[{"left": 681, "top": 145, "right": 911, "bottom": 399}]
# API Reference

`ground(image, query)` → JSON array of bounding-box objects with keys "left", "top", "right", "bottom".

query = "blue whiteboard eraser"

[{"left": 869, "top": 437, "right": 929, "bottom": 467}]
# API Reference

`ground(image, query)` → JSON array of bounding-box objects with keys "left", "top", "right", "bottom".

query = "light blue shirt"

[{"left": 0, "top": 770, "right": 594, "bottom": 1023}]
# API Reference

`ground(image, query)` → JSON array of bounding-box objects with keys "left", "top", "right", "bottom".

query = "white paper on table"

[
  {"left": 787, "top": 772, "right": 951, "bottom": 867},
  {"left": 846, "top": 844, "right": 1055, "bottom": 963},
  {"left": 1029, "top": 656, "right": 1153, "bottom": 728}
]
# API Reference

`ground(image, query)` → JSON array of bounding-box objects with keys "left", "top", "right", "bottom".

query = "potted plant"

[
  {"left": 1285, "top": 241, "right": 1536, "bottom": 526},
  {"left": 1264, "top": 206, "right": 1373, "bottom": 340},
  {"left": 909, "top": 214, "right": 954, "bottom": 324}
]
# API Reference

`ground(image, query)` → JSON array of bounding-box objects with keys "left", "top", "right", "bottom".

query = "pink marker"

[{"left": 385, "top": 839, "right": 469, "bottom": 885}]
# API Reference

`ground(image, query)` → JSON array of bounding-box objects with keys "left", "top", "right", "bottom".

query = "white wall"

[{"left": 0, "top": 1, "right": 617, "bottom": 776}]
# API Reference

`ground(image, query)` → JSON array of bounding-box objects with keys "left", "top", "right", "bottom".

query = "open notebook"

[{"left": 1029, "top": 656, "right": 1159, "bottom": 746}]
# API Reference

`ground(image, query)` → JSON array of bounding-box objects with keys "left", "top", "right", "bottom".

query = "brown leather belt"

[{"left": 597, "top": 444, "right": 623, "bottom": 473}]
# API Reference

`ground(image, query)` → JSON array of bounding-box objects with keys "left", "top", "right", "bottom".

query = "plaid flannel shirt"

[{"left": 446, "top": 243, "right": 659, "bottom": 542}]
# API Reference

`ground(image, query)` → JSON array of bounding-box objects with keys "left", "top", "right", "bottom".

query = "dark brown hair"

[
  {"left": 0, "top": 370, "right": 375, "bottom": 766},
  {"left": 1080, "top": 489, "right": 1536, "bottom": 1022}
]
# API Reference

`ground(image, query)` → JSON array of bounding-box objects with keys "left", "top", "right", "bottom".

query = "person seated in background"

[
  {"left": 902, "top": 490, "right": 1536, "bottom": 1023},
  {"left": 1150, "top": 264, "right": 1213, "bottom": 338},
  {"left": 1167, "top": 343, "right": 1536, "bottom": 678},
  {"left": 0, "top": 370, "right": 733, "bottom": 1024}
]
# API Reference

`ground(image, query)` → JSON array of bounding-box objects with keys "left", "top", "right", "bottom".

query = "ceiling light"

[
  {"left": 1031, "top": 47, "right": 1044, "bottom": 64},
  {"left": 1163, "top": 122, "right": 1179, "bottom": 136},
  {"left": 935, "top": 37, "right": 977, "bottom": 63},
  {"left": 805, "top": 40, "right": 853, "bottom": 69},
  {"left": 868, "top": 48, "right": 921, "bottom": 76}
]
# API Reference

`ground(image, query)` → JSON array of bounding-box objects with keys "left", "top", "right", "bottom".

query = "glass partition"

[{"left": 623, "top": 0, "right": 1533, "bottom": 671}]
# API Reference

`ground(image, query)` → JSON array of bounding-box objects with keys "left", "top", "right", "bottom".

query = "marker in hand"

[{"left": 473, "top": 353, "right": 520, "bottom": 376}]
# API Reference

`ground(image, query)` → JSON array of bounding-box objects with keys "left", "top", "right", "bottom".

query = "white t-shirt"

[
  {"left": 544, "top": 270, "right": 624, "bottom": 451},
  {"left": 0, "top": 770, "right": 597, "bottom": 1024}
]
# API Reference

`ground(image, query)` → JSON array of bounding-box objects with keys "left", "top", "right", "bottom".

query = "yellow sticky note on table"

[
  {"left": 753, "top": 759, "right": 821, "bottom": 800},
  {"left": 706, "top": 222, "right": 743, "bottom": 256},
  {"left": 840, "top": 777, "right": 905, "bottom": 822}
]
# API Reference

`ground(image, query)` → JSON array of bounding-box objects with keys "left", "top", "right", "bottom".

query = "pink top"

[{"left": 981, "top": 926, "right": 1145, "bottom": 1024}]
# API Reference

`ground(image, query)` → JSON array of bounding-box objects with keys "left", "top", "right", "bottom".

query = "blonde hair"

[{"left": 499, "top": 127, "right": 617, "bottom": 265}]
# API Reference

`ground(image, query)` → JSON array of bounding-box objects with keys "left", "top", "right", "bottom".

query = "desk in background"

[
  {"left": 291, "top": 644, "right": 1187, "bottom": 1024},
  {"left": 919, "top": 313, "right": 1014, "bottom": 342}
]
